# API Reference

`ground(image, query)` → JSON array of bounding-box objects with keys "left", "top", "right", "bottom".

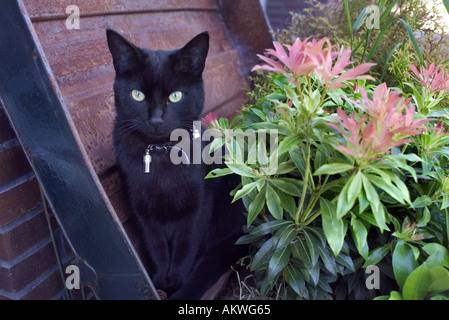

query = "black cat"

[{"left": 106, "top": 29, "right": 246, "bottom": 299}]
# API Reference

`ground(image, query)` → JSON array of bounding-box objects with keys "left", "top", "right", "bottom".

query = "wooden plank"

[{"left": 23, "top": 0, "right": 218, "bottom": 21}]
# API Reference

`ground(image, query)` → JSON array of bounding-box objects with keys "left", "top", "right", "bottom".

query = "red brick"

[
  {"left": 0, "top": 177, "right": 41, "bottom": 227},
  {"left": 0, "top": 145, "right": 33, "bottom": 186},
  {"left": 0, "top": 108, "right": 16, "bottom": 144},
  {"left": 21, "top": 268, "right": 64, "bottom": 300},
  {"left": 0, "top": 209, "right": 49, "bottom": 261},
  {"left": 0, "top": 240, "right": 57, "bottom": 293}
]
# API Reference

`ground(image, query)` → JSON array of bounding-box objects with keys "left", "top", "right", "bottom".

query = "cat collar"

[{"left": 143, "top": 124, "right": 200, "bottom": 173}]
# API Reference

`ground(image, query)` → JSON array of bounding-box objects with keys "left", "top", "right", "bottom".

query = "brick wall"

[{"left": 0, "top": 104, "right": 72, "bottom": 300}]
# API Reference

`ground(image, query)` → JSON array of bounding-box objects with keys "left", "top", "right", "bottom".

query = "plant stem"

[
  {"left": 296, "top": 81, "right": 305, "bottom": 106},
  {"left": 301, "top": 175, "right": 347, "bottom": 224},
  {"left": 361, "top": 29, "right": 372, "bottom": 62},
  {"left": 295, "top": 137, "right": 311, "bottom": 225}
]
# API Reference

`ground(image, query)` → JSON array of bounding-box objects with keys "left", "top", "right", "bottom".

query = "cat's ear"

[
  {"left": 173, "top": 32, "right": 209, "bottom": 76},
  {"left": 106, "top": 29, "right": 142, "bottom": 76}
]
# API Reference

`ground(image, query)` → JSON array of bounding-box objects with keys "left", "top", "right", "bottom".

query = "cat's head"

[{"left": 106, "top": 29, "right": 209, "bottom": 144}]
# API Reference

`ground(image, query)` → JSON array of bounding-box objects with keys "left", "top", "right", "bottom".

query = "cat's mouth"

[
  {"left": 144, "top": 123, "right": 196, "bottom": 145},
  {"left": 143, "top": 132, "right": 173, "bottom": 145}
]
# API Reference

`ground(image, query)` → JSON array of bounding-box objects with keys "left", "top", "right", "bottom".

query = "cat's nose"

[
  {"left": 150, "top": 107, "right": 164, "bottom": 127},
  {"left": 150, "top": 116, "right": 163, "bottom": 127}
]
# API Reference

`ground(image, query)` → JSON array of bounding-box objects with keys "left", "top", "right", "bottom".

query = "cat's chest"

[
  {"left": 124, "top": 152, "right": 208, "bottom": 219},
  {"left": 124, "top": 151, "right": 204, "bottom": 192}
]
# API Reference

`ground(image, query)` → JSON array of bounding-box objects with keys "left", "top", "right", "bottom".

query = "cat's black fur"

[{"left": 106, "top": 29, "right": 246, "bottom": 299}]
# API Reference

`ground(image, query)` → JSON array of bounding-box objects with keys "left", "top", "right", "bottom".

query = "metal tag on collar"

[
  {"left": 143, "top": 149, "right": 152, "bottom": 173},
  {"left": 192, "top": 124, "right": 200, "bottom": 140}
]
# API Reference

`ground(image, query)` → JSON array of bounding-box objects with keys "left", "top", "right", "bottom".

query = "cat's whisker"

[{"left": 115, "top": 121, "right": 144, "bottom": 139}]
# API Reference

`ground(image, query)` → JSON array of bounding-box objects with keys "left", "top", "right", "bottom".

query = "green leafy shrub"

[{"left": 204, "top": 35, "right": 449, "bottom": 299}]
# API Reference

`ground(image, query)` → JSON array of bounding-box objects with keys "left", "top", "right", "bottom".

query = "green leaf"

[
  {"left": 272, "top": 161, "right": 296, "bottom": 175},
  {"left": 208, "top": 137, "right": 225, "bottom": 154},
  {"left": 307, "top": 263, "right": 321, "bottom": 286},
  {"left": 283, "top": 85, "right": 297, "bottom": 101},
  {"left": 343, "top": 0, "right": 353, "bottom": 43},
  {"left": 285, "top": 264, "right": 306, "bottom": 297},
  {"left": 389, "top": 291, "right": 403, "bottom": 300},
  {"left": 251, "top": 107, "right": 266, "bottom": 121},
  {"left": 247, "top": 185, "right": 266, "bottom": 226},
  {"left": 390, "top": 174, "right": 411, "bottom": 204},
  {"left": 266, "top": 243, "right": 291, "bottom": 289},
  {"left": 351, "top": 216, "right": 368, "bottom": 258},
  {"left": 314, "top": 163, "right": 354, "bottom": 176},
  {"left": 362, "top": 173, "right": 379, "bottom": 211},
  {"left": 278, "top": 134, "right": 301, "bottom": 156},
  {"left": 402, "top": 264, "right": 430, "bottom": 300},
  {"left": 441, "top": 194, "right": 449, "bottom": 210},
  {"left": 292, "top": 238, "right": 312, "bottom": 269},
  {"left": 270, "top": 178, "right": 302, "bottom": 197},
  {"left": 447, "top": 208, "right": 449, "bottom": 245},
  {"left": 392, "top": 240, "right": 419, "bottom": 290},
  {"left": 444, "top": 0, "right": 449, "bottom": 15},
  {"left": 318, "top": 246, "right": 337, "bottom": 276},
  {"left": 366, "top": 173, "right": 405, "bottom": 204},
  {"left": 412, "top": 195, "right": 432, "bottom": 209},
  {"left": 232, "top": 180, "right": 259, "bottom": 203},
  {"left": 249, "top": 220, "right": 292, "bottom": 238},
  {"left": 236, "top": 220, "right": 293, "bottom": 245},
  {"left": 320, "top": 199, "right": 346, "bottom": 256},
  {"left": 428, "top": 266, "right": 449, "bottom": 293},
  {"left": 337, "top": 176, "right": 356, "bottom": 219},
  {"left": 353, "top": 6, "right": 369, "bottom": 30},
  {"left": 289, "top": 146, "right": 306, "bottom": 177},
  {"left": 362, "top": 174, "right": 388, "bottom": 231},
  {"left": 250, "top": 237, "right": 275, "bottom": 271},
  {"left": 347, "top": 170, "right": 362, "bottom": 205},
  {"left": 398, "top": 18, "right": 424, "bottom": 65},
  {"left": 277, "top": 190, "right": 297, "bottom": 219},
  {"left": 392, "top": 153, "right": 422, "bottom": 162},
  {"left": 423, "top": 243, "right": 449, "bottom": 268},
  {"left": 303, "top": 230, "right": 320, "bottom": 267},
  {"left": 274, "top": 223, "right": 297, "bottom": 250},
  {"left": 358, "top": 189, "right": 369, "bottom": 214},
  {"left": 417, "top": 207, "right": 431, "bottom": 227},
  {"left": 336, "top": 253, "right": 355, "bottom": 272},
  {"left": 205, "top": 167, "right": 233, "bottom": 179},
  {"left": 305, "top": 226, "right": 327, "bottom": 248},
  {"left": 265, "top": 184, "right": 283, "bottom": 220},
  {"left": 363, "top": 244, "right": 390, "bottom": 268},
  {"left": 235, "top": 232, "right": 263, "bottom": 245},
  {"left": 225, "top": 162, "right": 259, "bottom": 178}
]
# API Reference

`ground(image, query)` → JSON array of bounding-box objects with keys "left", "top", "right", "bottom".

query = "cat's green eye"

[
  {"left": 131, "top": 89, "right": 145, "bottom": 102},
  {"left": 168, "top": 91, "right": 183, "bottom": 103}
]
